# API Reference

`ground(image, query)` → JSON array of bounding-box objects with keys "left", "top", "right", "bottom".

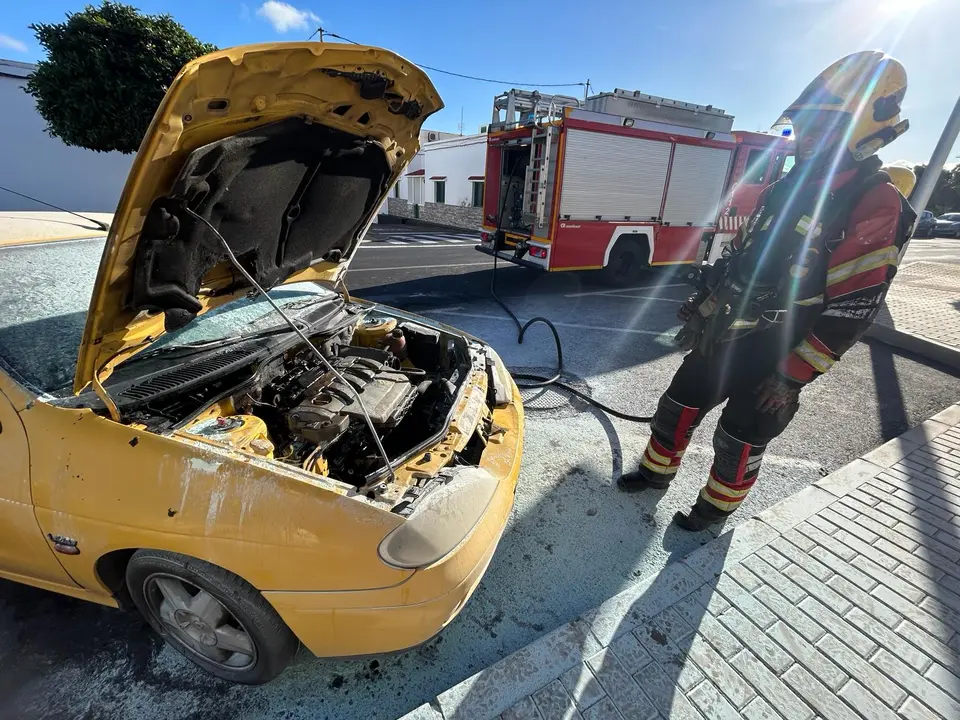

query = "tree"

[
  {"left": 25, "top": 2, "right": 216, "bottom": 154},
  {"left": 913, "top": 163, "right": 960, "bottom": 215}
]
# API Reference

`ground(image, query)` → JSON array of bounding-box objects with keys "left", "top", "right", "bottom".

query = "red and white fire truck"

[{"left": 476, "top": 88, "right": 795, "bottom": 283}]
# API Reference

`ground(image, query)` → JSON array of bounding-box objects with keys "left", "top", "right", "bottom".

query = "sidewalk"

[
  {"left": 867, "top": 261, "right": 960, "bottom": 370},
  {"left": 0, "top": 211, "right": 111, "bottom": 247},
  {"left": 403, "top": 403, "right": 960, "bottom": 720}
]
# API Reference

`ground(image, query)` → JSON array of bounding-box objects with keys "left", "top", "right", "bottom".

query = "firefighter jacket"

[{"left": 700, "top": 155, "right": 913, "bottom": 385}]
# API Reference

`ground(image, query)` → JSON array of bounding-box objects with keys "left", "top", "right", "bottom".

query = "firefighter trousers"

[{"left": 639, "top": 333, "right": 800, "bottom": 516}]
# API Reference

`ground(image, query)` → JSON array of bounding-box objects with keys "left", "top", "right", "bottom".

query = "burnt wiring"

[{"left": 489, "top": 161, "right": 654, "bottom": 423}]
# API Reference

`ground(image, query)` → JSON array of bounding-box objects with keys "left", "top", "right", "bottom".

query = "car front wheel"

[{"left": 126, "top": 549, "right": 298, "bottom": 684}]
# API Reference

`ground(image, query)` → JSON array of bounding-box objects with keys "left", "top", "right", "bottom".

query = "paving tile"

[
  {"left": 853, "top": 534, "right": 916, "bottom": 572},
  {"left": 825, "top": 573, "right": 901, "bottom": 627},
  {"left": 796, "top": 596, "right": 877, "bottom": 658},
  {"left": 397, "top": 704, "right": 443, "bottom": 720},
  {"left": 850, "top": 512, "right": 917, "bottom": 549},
  {"left": 684, "top": 634, "right": 756, "bottom": 708},
  {"left": 649, "top": 605, "right": 696, "bottom": 643},
  {"left": 894, "top": 558, "right": 953, "bottom": 593},
  {"left": 743, "top": 554, "right": 807, "bottom": 603},
  {"left": 773, "top": 537, "right": 833, "bottom": 582},
  {"left": 608, "top": 632, "right": 652, "bottom": 675},
  {"left": 766, "top": 621, "right": 847, "bottom": 691},
  {"left": 846, "top": 488, "right": 880, "bottom": 507},
  {"left": 838, "top": 496, "right": 896, "bottom": 525},
  {"left": 783, "top": 563, "right": 853, "bottom": 616},
  {"left": 819, "top": 507, "right": 879, "bottom": 543},
  {"left": 871, "top": 648, "right": 960, "bottom": 719},
  {"left": 714, "top": 574, "right": 776, "bottom": 629},
  {"left": 560, "top": 664, "right": 606, "bottom": 713},
  {"left": 634, "top": 624, "right": 704, "bottom": 691},
  {"left": 579, "top": 696, "right": 623, "bottom": 720},
  {"left": 740, "top": 696, "right": 784, "bottom": 720},
  {"left": 924, "top": 662, "right": 960, "bottom": 702},
  {"left": 895, "top": 618, "right": 960, "bottom": 668},
  {"left": 502, "top": 695, "right": 544, "bottom": 720},
  {"left": 437, "top": 620, "right": 601, "bottom": 720},
  {"left": 781, "top": 665, "right": 860, "bottom": 720},
  {"left": 632, "top": 661, "right": 706, "bottom": 720},
  {"left": 846, "top": 608, "right": 931, "bottom": 672},
  {"left": 850, "top": 556, "right": 924, "bottom": 603},
  {"left": 781, "top": 528, "right": 816, "bottom": 553},
  {"left": 827, "top": 502, "right": 858, "bottom": 521},
  {"left": 928, "top": 404, "right": 960, "bottom": 426},
  {"left": 862, "top": 436, "right": 920, "bottom": 468},
  {"left": 920, "top": 594, "right": 960, "bottom": 630},
  {"left": 733, "top": 650, "right": 813, "bottom": 720},
  {"left": 815, "top": 633, "right": 906, "bottom": 709},
  {"left": 803, "top": 514, "right": 837, "bottom": 536},
  {"left": 585, "top": 649, "right": 656, "bottom": 720},
  {"left": 899, "top": 697, "right": 944, "bottom": 720},
  {"left": 533, "top": 680, "right": 582, "bottom": 720},
  {"left": 725, "top": 563, "right": 763, "bottom": 592},
  {"left": 837, "top": 679, "right": 899, "bottom": 720},
  {"left": 582, "top": 562, "right": 701, "bottom": 645},
  {"left": 753, "top": 585, "right": 825, "bottom": 643},
  {"left": 872, "top": 584, "right": 955, "bottom": 641},
  {"left": 684, "top": 609, "right": 742, "bottom": 660},
  {"left": 755, "top": 544, "right": 789, "bottom": 570},
  {"left": 687, "top": 679, "right": 742, "bottom": 720},
  {"left": 810, "top": 546, "right": 876, "bottom": 591},
  {"left": 717, "top": 608, "right": 792, "bottom": 674}
]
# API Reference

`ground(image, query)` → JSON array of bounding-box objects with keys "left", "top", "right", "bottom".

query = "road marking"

[
  {"left": 413, "top": 238, "right": 440, "bottom": 244},
  {"left": 564, "top": 283, "right": 686, "bottom": 297},
  {"left": 358, "top": 243, "right": 478, "bottom": 251},
  {"left": 0, "top": 233, "right": 106, "bottom": 248},
  {"left": 427, "top": 309, "right": 674, "bottom": 336},
  {"left": 349, "top": 261, "right": 494, "bottom": 272}
]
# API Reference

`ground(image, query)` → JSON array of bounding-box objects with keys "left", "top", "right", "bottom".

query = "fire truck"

[{"left": 476, "top": 88, "right": 795, "bottom": 283}]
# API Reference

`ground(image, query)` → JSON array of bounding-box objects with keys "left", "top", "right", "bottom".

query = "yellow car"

[{"left": 0, "top": 43, "right": 522, "bottom": 684}]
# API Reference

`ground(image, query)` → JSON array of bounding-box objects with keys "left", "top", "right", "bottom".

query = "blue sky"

[{"left": 2, "top": 0, "right": 956, "bottom": 165}]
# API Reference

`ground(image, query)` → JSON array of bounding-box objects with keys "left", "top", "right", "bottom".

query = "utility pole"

[{"left": 584, "top": 79, "right": 590, "bottom": 103}]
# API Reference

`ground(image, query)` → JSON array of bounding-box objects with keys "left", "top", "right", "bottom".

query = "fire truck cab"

[{"left": 477, "top": 88, "right": 794, "bottom": 283}]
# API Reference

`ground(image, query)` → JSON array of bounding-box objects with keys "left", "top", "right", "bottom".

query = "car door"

[{"left": 0, "top": 376, "right": 80, "bottom": 587}]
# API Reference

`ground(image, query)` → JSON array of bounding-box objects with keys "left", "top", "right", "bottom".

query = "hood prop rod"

[{"left": 184, "top": 208, "right": 398, "bottom": 487}]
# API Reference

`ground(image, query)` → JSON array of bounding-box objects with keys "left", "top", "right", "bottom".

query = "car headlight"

[{"left": 378, "top": 467, "right": 500, "bottom": 569}]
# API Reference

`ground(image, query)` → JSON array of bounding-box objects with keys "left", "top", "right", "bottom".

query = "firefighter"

[{"left": 618, "top": 51, "right": 916, "bottom": 531}]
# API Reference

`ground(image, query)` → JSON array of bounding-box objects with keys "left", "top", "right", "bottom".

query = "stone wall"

[{"left": 385, "top": 198, "right": 482, "bottom": 231}]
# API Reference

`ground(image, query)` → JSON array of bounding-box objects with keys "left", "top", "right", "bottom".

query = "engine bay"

[{"left": 171, "top": 312, "right": 491, "bottom": 493}]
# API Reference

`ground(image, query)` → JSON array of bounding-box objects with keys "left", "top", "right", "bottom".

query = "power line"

[{"left": 310, "top": 28, "right": 587, "bottom": 89}]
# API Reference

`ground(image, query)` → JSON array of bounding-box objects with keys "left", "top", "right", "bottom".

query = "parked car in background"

[
  {"left": 913, "top": 210, "right": 936, "bottom": 238},
  {"left": 935, "top": 213, "right": 960, "bottom": 238}
]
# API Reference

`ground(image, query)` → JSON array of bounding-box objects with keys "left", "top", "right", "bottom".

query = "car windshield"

[{"left": 0, "top": 239, "right": 337, "bottom": 396}]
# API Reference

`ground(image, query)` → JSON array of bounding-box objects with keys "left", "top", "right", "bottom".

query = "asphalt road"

[
  {"left": 3, "top": 225, "right": 960, "bottom": 720},
  {"left": 902, "top": 236, "right": 960, "bottom": 265}
]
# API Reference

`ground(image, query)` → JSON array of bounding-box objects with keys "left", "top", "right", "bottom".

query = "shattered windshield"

[{"left": 0, "top": 239, "right": 339, "bottom": 395}]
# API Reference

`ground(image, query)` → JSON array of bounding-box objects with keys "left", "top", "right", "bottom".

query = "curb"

[
  {"left": 0, "top": 232, "right": 106, "bottom": 249},
  {"left": 399, "top": 403, "right": 960, "bottom": 720},
  {"left": 865, "top": 322, "right": 960, "bottom": 372}
]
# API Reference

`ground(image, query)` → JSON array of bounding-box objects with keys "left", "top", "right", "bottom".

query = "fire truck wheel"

[{"left": 603, "top": 238, "right": 649, "bottom": 286}]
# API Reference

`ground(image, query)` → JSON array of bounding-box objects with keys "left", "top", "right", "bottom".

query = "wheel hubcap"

[{"left": 144, "top": 573, "right": 256, "bottom": 670}]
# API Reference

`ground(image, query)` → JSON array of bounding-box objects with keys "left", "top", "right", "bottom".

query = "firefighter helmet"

[
  {"left": 882, "top": 164, "right": 916, "bottom": 198},
  {"left": 777, "top": 51, "right": 909, "bottom": 162}
]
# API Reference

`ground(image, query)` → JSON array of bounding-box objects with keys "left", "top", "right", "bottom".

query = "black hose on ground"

[{"left": 487, "top": 165, "right": 653, "bottom": 422}]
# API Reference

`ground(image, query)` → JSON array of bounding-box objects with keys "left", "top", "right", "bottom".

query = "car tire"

[
  {"left": 603, "top": 238, "right": 649, "bottom": 286},
  {"left": 126, "top": 549, "right": 298, "bottom": 684}
]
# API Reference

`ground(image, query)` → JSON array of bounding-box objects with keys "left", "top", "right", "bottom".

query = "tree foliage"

[
  {"left": 25, "top": 2, "right": 216, "bottom": 154},
  {"left": 913, "top": 164, "right": 960, "bottom": 216}
]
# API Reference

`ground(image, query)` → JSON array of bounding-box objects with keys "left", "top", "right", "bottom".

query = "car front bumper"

[{"left": 262, "top": 379, "right": 524, "bottom": 658}]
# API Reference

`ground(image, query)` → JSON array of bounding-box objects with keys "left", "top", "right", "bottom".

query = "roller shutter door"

[
  {"left": 662, "top": 144, "right": 732, "bottom": 225},
  {"left": 559, "top": 129, "right": 671, "bottom": 221}
]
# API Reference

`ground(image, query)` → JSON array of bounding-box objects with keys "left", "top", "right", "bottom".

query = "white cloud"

[
  {"left": 0, "top": 33, "right": 28, "bottom": 53},
  {"left": 256, "top": 1, "right": 319, "bottom": 33}
]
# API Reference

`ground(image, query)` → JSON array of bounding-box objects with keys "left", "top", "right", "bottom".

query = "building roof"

[
  {"left": 468, "top": 175, "right": 484, "bottom": 181},
  {"left": 405, "top": 168, "right": 425, "bottom": 176},
  {"left": 0, "top": 58, "right": 36, "bottom": 80},
  {"left": 430, "top": 175, "right": 447, "bottom": 180}
]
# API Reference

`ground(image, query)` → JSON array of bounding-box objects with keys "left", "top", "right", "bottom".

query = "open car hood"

[{"left": 74, "top": 42, "right": 442, "bottom": 393}]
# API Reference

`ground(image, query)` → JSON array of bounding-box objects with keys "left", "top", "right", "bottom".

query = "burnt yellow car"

[{"left": 0, "top": 43, "right": 522, "bottom": 684}]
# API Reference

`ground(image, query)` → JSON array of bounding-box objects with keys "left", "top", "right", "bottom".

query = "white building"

[
  {"left": 0, "top": 58, "right": 133, "bottom": 212},
  {"left": 386, "top": 132, "right": 487, "bottom": 229}
]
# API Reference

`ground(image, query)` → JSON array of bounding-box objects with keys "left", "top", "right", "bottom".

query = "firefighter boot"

[
  {"left": 674, "top": 423, "right": 766, "bottom": 531},
  {"left": 618, "top": 394, "right": 701, "bottom": 492}
]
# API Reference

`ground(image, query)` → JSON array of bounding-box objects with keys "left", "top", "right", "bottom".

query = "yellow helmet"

[
  {"left": 777, "top": 51, "right": 909, "bottom": 161},
  {"left": 882, "top": 164, "right": 916, "bottom": 197}
]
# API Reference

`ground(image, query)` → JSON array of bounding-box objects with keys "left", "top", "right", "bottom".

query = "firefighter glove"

[
  {"left": 678, "top": 292, "right": 706, "bottom": 322},
  {"left": 755, "top": 373, "right": 803, "bottom": 413}
]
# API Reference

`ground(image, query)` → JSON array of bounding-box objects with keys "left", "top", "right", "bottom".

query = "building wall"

[
  {"left": 385, "top": 197, "right": 483, "bottom": 230},
  {"left": 422, "top": 135, "right": 487, "bottom": 206},
  {"left": 0, "top": 65, "right": 133, "bottom": 212}
]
